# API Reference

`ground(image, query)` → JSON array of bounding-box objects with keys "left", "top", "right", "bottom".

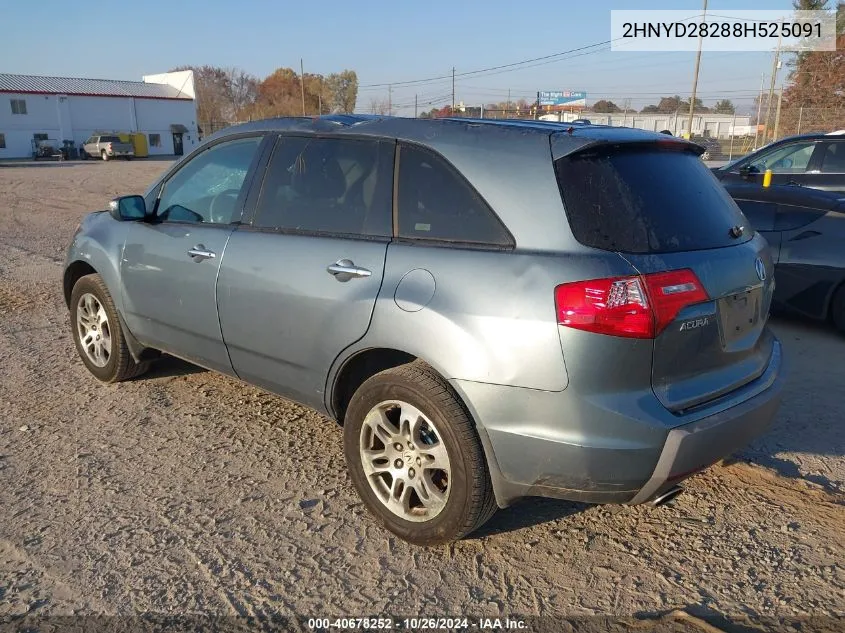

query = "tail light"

[
  {"left": 555, "top": 269, "right": 708, "bottom": 339},
  {"left": 107, "top": 142, "right": 113, "bottom": 150}
]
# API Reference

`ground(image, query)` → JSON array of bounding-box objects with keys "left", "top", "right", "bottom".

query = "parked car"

[
  {"left": 692, "top": 136, "right": 722, "bottom": 161},
  {"left": 723, "top": 182, "right": 845, "bottom": 332},
  {"left": 80, "top": 135, "right": 134, "bottom": 161},
  {"left": 713, "top": 131, "right": 845, "bottom": 193},
  {"left": 63, "top": 115, "right": 783, "bottom": 545}
]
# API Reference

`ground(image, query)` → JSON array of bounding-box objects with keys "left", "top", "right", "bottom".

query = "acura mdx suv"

[{"left": 64, "top": 115, "right": 784, "bottom": 545}]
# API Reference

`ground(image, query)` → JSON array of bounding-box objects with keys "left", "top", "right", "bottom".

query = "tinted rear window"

[
  {"left": 100, "top": 135, "right": 121, "bottom": 143},
  {"left": 555, "top": 147, "right": 750, "bottom": 253}
]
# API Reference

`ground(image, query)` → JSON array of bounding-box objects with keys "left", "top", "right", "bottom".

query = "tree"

[
  {"left": 324, "top": 70, "right": 358, "bottom": 113},
  {"left": 714, "top": 99, "right": 736, "bottom": 114},
  {"left": 368, "top": 98, "right": 391, "bottom": 115},
  {"left": 592, "top": 99, "right": 620, "bottom": 113},
  {"left": 778, "top": 2, "right": 845, "bottom": 136},
  {"left": 640, "top": 96, "right": 710, "bottom": 114}
]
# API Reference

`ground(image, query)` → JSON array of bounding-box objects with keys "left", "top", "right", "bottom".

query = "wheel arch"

[
  {"left": 63, "top": 260, "right": 98, "bottom": 307},
  {"left": 327, "top": 347, "right": 513, "bottom": 508},
  {"left": 329, "top": 347, "right": 417, "bottom": 424}
]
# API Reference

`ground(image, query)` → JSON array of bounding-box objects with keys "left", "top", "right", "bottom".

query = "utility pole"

[
  {"left": 414, "top": 94, "right": 418, "bottom": 118},
  {"left": 451, "top": 67, "right": 456, "bottom": 112},
  {"left": 773, "top": 86, "right": 784, "bottom": 142},
  {"left": 764, "top": 19, "right": 784, "bottom": 144},
  {"left": 506, "top": 89, "right": 511, "bottom": 117},
  {"left": 754, "top": 72, "right": 765, "bottom": 149},
  {"left": 686, "top": 0, "right": 707, "bottom": 140},
  {"left": 300, "top": 58, "right": 306, "bottom": 116},
  {"left": 388, "top": 84, "right": 392, "bottom": 116}
]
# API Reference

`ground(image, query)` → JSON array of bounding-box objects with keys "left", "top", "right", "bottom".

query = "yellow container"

[
  {"left": 130, "top": 133, "right": 149, "bottom": 158},
  {"left": 762, "top": 169, "right": 772, "bottom": 188}
]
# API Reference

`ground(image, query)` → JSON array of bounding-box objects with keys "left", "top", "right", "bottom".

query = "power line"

[{"left": 358, "top": 40, "right": 613, "bottom": 89}]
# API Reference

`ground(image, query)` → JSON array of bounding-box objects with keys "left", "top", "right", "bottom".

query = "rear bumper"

[
  {"left": 626, "top": 340, "right": 784, "bottom": 504},
  {"left": 452, "top": 338, "right": 784, "bottom": 507}
]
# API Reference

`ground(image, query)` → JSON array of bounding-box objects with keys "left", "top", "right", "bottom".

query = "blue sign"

[{"left": 538, "top": 91, "right": 587, "bottom": 107}]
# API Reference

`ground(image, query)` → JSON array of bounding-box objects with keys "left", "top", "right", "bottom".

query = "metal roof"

[{"left": 0, "top": 73, "right": 191, "bottom": 100}]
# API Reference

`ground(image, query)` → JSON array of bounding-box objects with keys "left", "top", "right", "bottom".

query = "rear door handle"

[
  {"left": 188, "top": 244, "right": 216, "bottom": 261},
  {"left": 327, "top": 259, "right": 371, "bottom": 282}
]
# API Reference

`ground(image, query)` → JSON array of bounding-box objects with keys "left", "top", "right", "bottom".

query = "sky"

[{"left": 2, "top": 0, "right": 798, "bottom": 116}]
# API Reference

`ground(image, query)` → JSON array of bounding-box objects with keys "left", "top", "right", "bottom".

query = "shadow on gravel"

[
  {"left": 142, "top": 355, "right": 207, "bottom": 379},
  {"left": 739, "top": 313, "right": 845, "bottom": 494},
  {"left": 472, "top": 497, "right": 586, "bottom": 538},
  {"left": 635, "top": 604, "right": 845, "bottom": 633}
]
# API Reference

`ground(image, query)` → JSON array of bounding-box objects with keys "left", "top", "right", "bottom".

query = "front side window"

[
  {"left": 819, "top": 141, "right": 845, "bottom": 173},
  {"left": 156, "top": 136, "right": 262, "bottom": 225},
  {"left": 396, "top": 144, "right": 512, "bottom": 245},
  {"left": 747, "top": 142, "right": 815, "bottom": 174},
  {"left": 253, "top": 136, "right": 393, "bottom": 237}
]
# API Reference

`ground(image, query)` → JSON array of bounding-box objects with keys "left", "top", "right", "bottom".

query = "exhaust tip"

[{"left": 651, "top": 485, "right": 684, "bottom": 507}]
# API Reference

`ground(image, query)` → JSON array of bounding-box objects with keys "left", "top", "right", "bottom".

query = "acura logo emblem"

[{"left": 755, "top": 257, "right": 766, "bottom": 281}]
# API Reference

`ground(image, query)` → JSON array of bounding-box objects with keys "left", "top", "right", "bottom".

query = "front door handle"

[
  {"left": 327, "top": 259, "right": 371, "bottom": 282},
  {"left": 188, "top": 244, "right": 216, "bottom": 262}
]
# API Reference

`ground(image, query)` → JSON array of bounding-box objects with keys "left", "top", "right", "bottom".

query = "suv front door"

[
  {"left": 120, "top": 134, "right": 265, "bottom": 373},
  {"left": 217, "top": 134, "right": 395, "bottom": 409}
]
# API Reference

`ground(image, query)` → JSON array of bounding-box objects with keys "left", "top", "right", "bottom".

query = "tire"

[
  {"left": 101, "top": 150, "right": 109, "bottom": 162},
  {"left": 343, "top": 361, "right": 496, "bottom": 545},
  {"left": 70, "top": 273, "right": 150, "bottom": 383},
  {"left": 831, "top": 284, "right": 845, "bottom": 334},
  {"left": 80, "top": 151, "right": 87, "bottom": 160}
]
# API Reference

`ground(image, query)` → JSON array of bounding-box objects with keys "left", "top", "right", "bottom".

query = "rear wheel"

[
  {"left": 70, "top": 274, "right": 150, "bottom": 382},
  {"left": 343, "top": 361, "right": 496, "bottom": 545},
  {"left": 831, "top": 284, "right": 845, "bottom": 334},
  {"left": 101, "top": 150, "right": 109, "bottom": 161}
]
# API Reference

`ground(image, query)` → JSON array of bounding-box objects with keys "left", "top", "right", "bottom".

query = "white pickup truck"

[{"left": 81, "top": 135, "right": 134, "bottom": 161}]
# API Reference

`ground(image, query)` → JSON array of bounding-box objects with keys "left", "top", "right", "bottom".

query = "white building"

[
  {"left": 0, "top": 70, "right": 198, "bottom": 159},
  {"left": 540, "top": 111, "right": 753, "bottom": 138}
]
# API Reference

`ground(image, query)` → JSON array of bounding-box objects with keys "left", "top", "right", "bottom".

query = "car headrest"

[{"left": 290, "top": 145, "right": 346, "bottom": 200}]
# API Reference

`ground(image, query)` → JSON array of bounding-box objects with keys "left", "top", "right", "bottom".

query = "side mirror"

[
  {"left": 109, "top": 195, "right": 146, "bottom": 221},
  {"left": 738, "top": 165, "right": 756, "bottom": 180}
]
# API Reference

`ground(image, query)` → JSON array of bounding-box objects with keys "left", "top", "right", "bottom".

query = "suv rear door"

[
  {"left": 216, "top": 134, "right": 394, "bottom": 409},
  {"left": 554, "top": 140, "right": 777, "bottom": 413},
  {"left": 807, "top": 139, "right": 845, "bottom": 192}
]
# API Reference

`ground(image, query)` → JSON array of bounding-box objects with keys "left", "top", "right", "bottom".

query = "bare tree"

[{"left": 368, "top": 98, "right": 390, "bottom": 115}]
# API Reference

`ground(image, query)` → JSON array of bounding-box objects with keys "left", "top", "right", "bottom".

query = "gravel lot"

[{"left": 0, "top": 160, "right": 843, "bottom": 631}]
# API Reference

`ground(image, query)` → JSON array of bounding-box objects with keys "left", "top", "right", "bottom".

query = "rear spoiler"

[{"left": 551, "top": 128, "right": 703, "bottom": 160}]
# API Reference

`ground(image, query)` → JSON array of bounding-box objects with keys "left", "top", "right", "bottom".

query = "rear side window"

[
  {"left": 253, "top": 136, "right": 394, "bottom": 237},
  {"left": 100, "top": 135, "right": 121, "bottom": 143},
  {"left": 397, "top": 144, "right": 512, "bottom": 246},
  {"left": 820, "top": 142, "right": 845, "bottom": 173},
  {"left": 555, "top": 147, "right": 750, "bottom": 253}
]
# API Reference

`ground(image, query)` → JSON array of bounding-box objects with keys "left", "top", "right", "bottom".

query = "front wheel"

[
  {"left": 343, "top": 361, "right": 496, "bottom": 545},
  {"left": 70, "top": 274, "right": 150, "bottom": 382}
]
